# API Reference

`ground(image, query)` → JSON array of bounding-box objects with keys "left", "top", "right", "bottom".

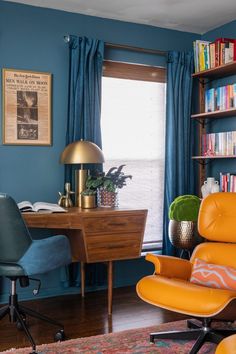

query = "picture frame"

[{"left": 2, "top": 68, "right": 52, "bottom": 146}]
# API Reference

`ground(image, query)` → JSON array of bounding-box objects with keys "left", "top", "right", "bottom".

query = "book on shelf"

[
  {"left": 193, "top": 40, "right": 211, "bottom": 72},
  {"left": 220, "top": 172, "right": 236, "bottom": 192},
  {"left": 205, "top": 88, "right": 215, "bottom": 112},
  {"left": 204, "top": 83, "right": 236, "bottom": 113},
  {"left": 193, "top": 37, "right": 236, "bottom": 73},
  {"left": 201, "top": 130, "right": 236, "bottom": 156},
  {"left": 234, "top": 84, "right": 236, "bottom": 107},
  {"left": 209, "top": 42, "right": 216, "bottom": 68},
  {"left": 18, "top": 201, "right": 67, "bottom": 213},
  {"left": 215, "top": 38, "right": 236, "bottom": 65}
]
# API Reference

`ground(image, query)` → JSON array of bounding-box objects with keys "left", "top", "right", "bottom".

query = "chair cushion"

[
  {"left": 136, "top": 275, "right": 236, "bottom": 317},
  {"left": 18, "top": 235, "right": 71, "bottom": 276},
  {"left": 198, "top": 192, "right": 236, "bottom": 242},
  {"left": 216, "top": 334, "right": 236, "bottom": 354},
  {"left": 0, "top": 263, "right": 26, "bottom": 277},
  {"left": 190, "top": 258, "right": 236, "bottom": 291}
]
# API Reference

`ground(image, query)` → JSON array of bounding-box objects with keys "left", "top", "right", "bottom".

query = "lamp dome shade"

[{"left": 60, "top": 140, "right": 105, "bottom": 164}]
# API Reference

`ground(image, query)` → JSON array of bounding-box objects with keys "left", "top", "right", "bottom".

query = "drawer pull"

[
  {"left": 108, "top": 223, "right": 126, "bottom": 227},
  {"left": 107, "top": 245, "right": 123, "bottom": 249}
]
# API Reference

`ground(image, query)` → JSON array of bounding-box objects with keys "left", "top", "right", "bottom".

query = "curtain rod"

[{"left": 64, "top": 35, "right": 166, "bottom": 57}]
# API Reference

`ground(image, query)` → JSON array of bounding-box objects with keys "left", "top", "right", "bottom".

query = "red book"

[{"left": 215, "top": 38, "right": 236, "bottom": 63}]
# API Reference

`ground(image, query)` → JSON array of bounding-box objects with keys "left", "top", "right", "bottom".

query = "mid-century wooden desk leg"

[
  {"left": 81, "top": 262, "right": 85, "bottom": 298},
  {"left": 81, "top": 260, "right": 113, "bottom": 315},
  {"left": 108, "top": 261, "right": 113, "bottom": 316}
]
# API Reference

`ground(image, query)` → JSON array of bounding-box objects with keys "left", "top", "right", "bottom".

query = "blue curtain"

[
  {"left": 65, "top": 35, "right": 104, "bottom": 185},
  {"left": 63, "top": 35, "right": 105, "bottom": 288},
  {"left": 162, "top": 51, "right": 194, "bottom": 256}
]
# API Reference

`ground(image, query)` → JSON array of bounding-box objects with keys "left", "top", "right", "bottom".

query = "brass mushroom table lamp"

[{"left": 60, "top": 140, "right": 104, "bottom": 207}]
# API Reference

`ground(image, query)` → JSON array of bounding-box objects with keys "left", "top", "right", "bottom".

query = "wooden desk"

[{"left": 23, "top": 207, "right": 147, "bottom": 315}]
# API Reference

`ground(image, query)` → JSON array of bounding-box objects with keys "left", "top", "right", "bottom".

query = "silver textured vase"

[
  {"left": 168, "top": 220, "right": 203, "bottom": 250},
  {"left": 97, "top": 188, "right": 119, "bottom": 207}
]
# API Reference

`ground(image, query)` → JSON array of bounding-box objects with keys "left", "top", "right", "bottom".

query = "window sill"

[{"left": 141, "top": 242, "right": 162, "bottom": 256}]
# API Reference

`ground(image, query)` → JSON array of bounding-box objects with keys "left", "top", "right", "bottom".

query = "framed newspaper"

[{"left": 2, "top": 68, "right": 52, "bottom": 145}]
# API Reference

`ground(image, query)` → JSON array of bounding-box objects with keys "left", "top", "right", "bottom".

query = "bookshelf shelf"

[
  {"left": 192, "top": 61, "right": 236, "bottom": 79},
  {"left": 191, "top": 108, "right": 236, "bottom": 120},
  {"left": 192, "top": 155, "right": 236, "bottom": 160}
]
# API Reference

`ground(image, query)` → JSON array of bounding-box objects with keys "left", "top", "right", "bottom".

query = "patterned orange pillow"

[{"left": 190, "top": 258, "right": 236, "bottom": 291}]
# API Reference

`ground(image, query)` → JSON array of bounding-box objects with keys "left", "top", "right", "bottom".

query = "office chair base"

[
  {"left": 150, "top": 318, "right": 236, "bottom": 354},
  {"left": 0, "top": 291, "right": 65, "bottom": 354}
]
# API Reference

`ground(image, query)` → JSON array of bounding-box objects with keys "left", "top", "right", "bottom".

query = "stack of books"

[
  {"left": 205, "top": 84, "right": 236, "bottom": 112},
  {"left": 201, "top": 131, "right": 236, "bottom": 156},
  {"left": 193, "top": 38, "right": 236, "bottom": 72},
  {"left": 220, "top": 172, "right": 236, "bottom": 192}
]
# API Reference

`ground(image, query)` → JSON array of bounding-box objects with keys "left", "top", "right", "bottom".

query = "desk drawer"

[
  {"left": 86, "top": 232, "right": 141, "bottom": 261},
  {"left": 83, "top": 215, "right": 143, "bottom": 234}
]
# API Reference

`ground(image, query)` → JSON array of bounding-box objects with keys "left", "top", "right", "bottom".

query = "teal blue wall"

[
  {"left": 202, "top": 21, "right": 236, "bottom": 181},
  {"left": 202, "top": 20, "right": 236, "bottom": 41},
  {"left": 0, "top": 0, "right": 199, "bottom": 302},
  {"left": 0, "top": 0, "right": 199, "bottom": 203}
]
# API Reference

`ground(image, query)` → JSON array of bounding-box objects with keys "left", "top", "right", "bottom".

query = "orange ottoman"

[{"left": 216, "top": 335, "right": 236, "bottom": 354}]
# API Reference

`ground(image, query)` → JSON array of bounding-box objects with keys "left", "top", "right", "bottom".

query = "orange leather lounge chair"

[
  {"left": 216, "top": 334, "right": 236, "bottom": 354},
  {"left": 136, "top": 193, "right": 236, "bottom": 354}
]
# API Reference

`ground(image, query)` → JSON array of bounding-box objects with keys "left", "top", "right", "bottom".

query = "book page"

[
  {"left": 33, "top": 202, "right": 66, "bottom": 213},
  {"left": 17, "top": 201, "right": 34, "bottom": 212}
]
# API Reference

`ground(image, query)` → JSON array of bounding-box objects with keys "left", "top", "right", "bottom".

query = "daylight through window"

[{"left": 101, "top": 62, "right": 166, "bottom": 246}]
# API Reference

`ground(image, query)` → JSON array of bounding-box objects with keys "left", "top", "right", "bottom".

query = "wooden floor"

[{"left": 0, "top": 286, "right": 187, "bottom": 352}]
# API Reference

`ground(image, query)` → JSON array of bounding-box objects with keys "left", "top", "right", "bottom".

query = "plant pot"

[
  {"left": 97, "top": 188, "right": 118, "bottom": 207},
  {"left": 81, "top": 195, "right": 97, "bottom": 209},
  {"left": 168, "top": 220, "right": 203, "bottom": 250}
]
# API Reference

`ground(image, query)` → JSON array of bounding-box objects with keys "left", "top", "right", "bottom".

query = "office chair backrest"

[
  {"left": 0, "top": 194, "right": 32, "bottom": 262},
  {"left": 191, "top": 192, "right": 236, "bottom": 268}
]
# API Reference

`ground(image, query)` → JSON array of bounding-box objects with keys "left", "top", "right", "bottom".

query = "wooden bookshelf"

[
  {"left": 192, "top": 61, "right": 236, "bottom": 191},
  {"left": 191, "top": 108, "right": 236, "bottom": 120},
  {"left": 193, "top": 61, "right": 236, "bottom": 79}
]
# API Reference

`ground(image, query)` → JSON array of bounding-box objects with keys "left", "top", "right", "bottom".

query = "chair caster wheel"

[
  {"left": 150, "top": 335, "right": 155, "bottom": 344},
  {"left": 16, "top": 315, "right": 27, "bottom": 330},
  {"left": 54, "top": 329, "right": 65, "bottom": 342}
]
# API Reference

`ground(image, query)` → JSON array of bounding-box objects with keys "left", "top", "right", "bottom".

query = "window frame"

[
  {"left": 103, "top": 60, "right": 166, "bottom": 83},
  {"left": 102, "top": 61, "right": 166, "bottom": 251}
]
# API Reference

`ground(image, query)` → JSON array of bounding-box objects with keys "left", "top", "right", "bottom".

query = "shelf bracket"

[
  {"left": 193, "top": 159, "right": 212, "bottom": 166},
  {"left": 194, "top": 118, "right": 215, "bottom": 128},
  {"left": 197, "top": 78, "right": 212, "bottom": 86},
  {"left": 194, "top": 118, "right": 205, "bottom": 128}
]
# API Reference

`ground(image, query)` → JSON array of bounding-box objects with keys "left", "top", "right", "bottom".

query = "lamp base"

[{"left": 75, "top": 169, "right": 88, "bottom": 207}]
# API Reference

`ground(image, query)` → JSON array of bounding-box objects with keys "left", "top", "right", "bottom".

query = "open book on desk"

[{"left": 17, "top": 201, "right": 67, "bottom": 213}]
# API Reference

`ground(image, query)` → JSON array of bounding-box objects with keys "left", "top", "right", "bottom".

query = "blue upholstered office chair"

[{"left": 0, "top": 193, "right": 72, "bottom": 353}]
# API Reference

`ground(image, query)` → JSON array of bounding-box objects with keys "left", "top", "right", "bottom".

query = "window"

[{"left": 101, "top": 61, "right": 166, "bottom": 248}]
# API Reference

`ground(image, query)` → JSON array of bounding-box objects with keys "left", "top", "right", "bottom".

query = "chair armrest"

[{"left": 146, "top": 253, "right": 192, "bottom": 280}]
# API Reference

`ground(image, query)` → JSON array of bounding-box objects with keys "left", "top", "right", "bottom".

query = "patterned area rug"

[{"left": 1, "top": 320, "right": 219, "bottom": 354}]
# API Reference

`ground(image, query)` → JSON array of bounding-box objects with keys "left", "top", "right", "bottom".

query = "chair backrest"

[
  {"left": 0, "top": 194, "right": 32, "bottom": 262},
  {"left": 198, "top": 192, "right": 236, "bottom": 242},
  {"left": 191, "top": 193, "right": 236, "bottom": 268}
]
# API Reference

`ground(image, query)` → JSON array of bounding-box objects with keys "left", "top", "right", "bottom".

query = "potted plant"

[
  {"left": 168, "top": 195, "right": 203, "bottom": 256},
  {"left": 85, "top": 165, "right": 132, "bottom": 207},
  {"left": 80, "top": 179, "right": 97, "bottom": 209}
]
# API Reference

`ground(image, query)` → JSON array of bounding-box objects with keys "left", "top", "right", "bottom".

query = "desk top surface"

[{"left": 23, "top": 207, "right": 148, "bottom": 229}]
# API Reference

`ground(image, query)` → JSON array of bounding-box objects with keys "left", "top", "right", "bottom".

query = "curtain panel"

[
  {"left": 63, "top": 36, "right": 105, "bottom": 288},
  {"left": 65, "top": 35, "right": 104, "bottom": 184},
  {"left": 162, "top": 51, "right": 195, "bottom": 256}
]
